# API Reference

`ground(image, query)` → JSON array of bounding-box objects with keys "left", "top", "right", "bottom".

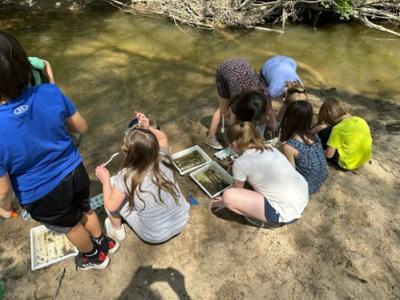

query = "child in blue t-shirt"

[{"left": 0, "top": 31, "right": 116, "bottom": 270}]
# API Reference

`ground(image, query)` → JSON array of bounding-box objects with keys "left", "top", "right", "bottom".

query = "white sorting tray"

[
  {"left": 172, "top": 145, "right": 212, "bottom": 175},
  {"left": 189, "top": 161, "right": 234, "bottom": 198},
  {"left": 30, "top": 225, "right": 78, "bottom": 271}
]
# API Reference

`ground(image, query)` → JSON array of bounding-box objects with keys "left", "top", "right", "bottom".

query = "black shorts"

[{"left": 24, "top": 163, "right": 91, "bottom": 232}]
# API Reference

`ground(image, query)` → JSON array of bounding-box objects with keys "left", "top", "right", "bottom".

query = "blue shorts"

[{"left": 264, "top": 198, "right": 279, "bottom": 224}]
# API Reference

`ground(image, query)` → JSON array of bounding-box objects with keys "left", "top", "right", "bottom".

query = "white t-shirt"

[
  {"left": 232, "top": 147, "right": 308, "bottom": 222},
  {"left": 111, "top": 163, "right": 190, "bottom": 243}
]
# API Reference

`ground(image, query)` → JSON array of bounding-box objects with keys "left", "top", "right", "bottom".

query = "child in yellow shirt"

[{"left": 313, "top": 98, "right": 372, "bottom": 170}]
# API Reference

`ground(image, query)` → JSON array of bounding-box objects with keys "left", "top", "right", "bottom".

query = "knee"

[{"left": 222, "top": 188, "right": 237, "bottom": 208}]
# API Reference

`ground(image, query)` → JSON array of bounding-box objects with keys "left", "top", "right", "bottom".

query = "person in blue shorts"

[{"left": 0, "top": 31, "right": 117, "bottom": 270}]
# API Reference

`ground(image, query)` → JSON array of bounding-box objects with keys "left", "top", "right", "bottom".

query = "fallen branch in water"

[{"left": 107, "top": 0, "right": 400, "bottom": 37}]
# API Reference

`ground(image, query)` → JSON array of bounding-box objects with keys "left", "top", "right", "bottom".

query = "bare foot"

[{"left": 209, "top": 196, "right": 225, "bottom": 213}]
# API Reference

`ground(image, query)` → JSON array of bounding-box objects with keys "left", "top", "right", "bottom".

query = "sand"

[{"left": 0, "top": 88, "right": 399, "bottom": 299}]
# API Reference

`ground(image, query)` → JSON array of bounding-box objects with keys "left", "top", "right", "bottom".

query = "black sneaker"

[
  {"left": 75, "top": 251, "right": 109, "bottom": 271},
  {"left": 92, "top": 235, "right": 120, "bottom": 255}
]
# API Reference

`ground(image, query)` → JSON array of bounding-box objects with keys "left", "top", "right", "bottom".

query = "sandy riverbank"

[{"left": 1, "top": 85, "right": 399, "bottom": 299}]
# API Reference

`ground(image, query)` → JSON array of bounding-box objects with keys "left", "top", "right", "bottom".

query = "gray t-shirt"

[{"left": 111, "top": 163, "right": 190, "bottom": 243}]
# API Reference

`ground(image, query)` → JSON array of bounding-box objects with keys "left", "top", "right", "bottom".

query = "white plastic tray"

[
  {"left": 172, "top": 145, "right": 212, "bottom": 175},
  {"left": 30, "top": 225, "right": 78, "bottom": 271},
  {"left": 189, "top": 161, "right": 234, "bottom": 198}
]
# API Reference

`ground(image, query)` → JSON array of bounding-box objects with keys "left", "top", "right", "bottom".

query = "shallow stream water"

[{"left": 1, "top": 11, "right": 399, "bottom": 165}]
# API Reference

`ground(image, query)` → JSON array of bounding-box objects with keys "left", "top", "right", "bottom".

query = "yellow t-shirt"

[{"left": 327, "top": 116, "right": 372, "bottom": 170}]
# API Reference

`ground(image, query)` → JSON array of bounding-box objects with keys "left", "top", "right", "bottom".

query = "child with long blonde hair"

[
  {"left": 211, "top": 122, "right": 308, "bottom": 225},
  {"left": 313, "top": 98, "right": 372, "bottom": 170},
  {"left": 96, "top": 114, "right": 190, "bottom": 244}
]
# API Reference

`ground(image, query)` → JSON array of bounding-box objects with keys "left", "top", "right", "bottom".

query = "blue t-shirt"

[
  {"left": 0, "top": 84, "right": 82, "bottom": 205},
  {"left": 260, "top": 56, "right": 302, "bottom": 99}
]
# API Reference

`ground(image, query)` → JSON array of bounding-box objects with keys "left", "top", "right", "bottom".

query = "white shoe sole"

[
  {"left": 77, "top": 255, "right": 110, "bottom": 271},
  {"left": 108, "top": 239, "right": 120, "bottom": 255}
]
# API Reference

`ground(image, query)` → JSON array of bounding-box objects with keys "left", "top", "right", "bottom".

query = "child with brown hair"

[
  {"left": 313, "top": 98, "right": 372, "bottom": 170},
  {"left": 280, "top": 101, "right": 328, "bottom": 194},
  {"left": 206, "top": 58, "right": 276, "bottom": 149},
  {"left": 210, "top": 121, "right": 308, "bottom": 225},
  {"left": 95, "top": 114, "right": 190, "bottom": 244}
]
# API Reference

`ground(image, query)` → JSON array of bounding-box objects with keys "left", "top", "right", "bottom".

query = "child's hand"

[
  {"left": 95, "top": 164, "right": 110, "bottom": 183},
  {"left": 135, "top": 111, "right": 150, "bottom": 129},
  {"left": 0, "top": 207, "right": 14, "bottom": 218},
  {"left": 209, "top": 196, "right": 225, "bottom": 213},
  {"left": 226, "top": 159, "right": 234, "bottom": 172}
]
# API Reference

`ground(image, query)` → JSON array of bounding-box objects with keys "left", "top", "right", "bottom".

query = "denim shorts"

[{"left": 264, "top": 198, "right": 280, "bottom": 224}]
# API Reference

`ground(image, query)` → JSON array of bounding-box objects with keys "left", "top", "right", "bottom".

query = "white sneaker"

[
  {"left": 104, "top": 217, "right": 126, "bottom": 241},
  {"left": 206, "top": 135, "right": 223, "bottom": 150}
]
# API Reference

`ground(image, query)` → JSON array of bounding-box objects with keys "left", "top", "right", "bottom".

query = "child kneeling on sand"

[
  {"left": 210, "top": 122, "right": 308, "bottom": 225},
  {"left": 280, "top": 101, "right": 328, "bottom": 194},
  {"left": 95, "top": 113, "right": 190, "bottom": 244},
  {"left": 313, "top": 98, "right": 372, "bottom": 170}
]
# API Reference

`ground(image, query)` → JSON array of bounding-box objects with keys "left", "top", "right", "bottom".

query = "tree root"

[{"left": 107, "top": 0, "right": 400, "bottom": 37}]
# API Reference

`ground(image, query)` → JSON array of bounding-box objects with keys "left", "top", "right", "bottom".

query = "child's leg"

[
  {"left": 66, "top": 222, "right": 95, "bottom": 253},
  {"left": 208, "top": 97, "right": 231, "bottom": 138},
  {"left": 80, "top": 210, "right": 102, "bottom": 238},
  {"left": 209, "top": 109, "right": 221, "bottom": 137},
  {"left": 106, "top": 209, "right": 123, "bottom": 229},
  {"left": 212, "top": 188, "right": 266, "bottom": 222}
]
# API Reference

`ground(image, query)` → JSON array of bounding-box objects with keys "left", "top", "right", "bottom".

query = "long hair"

[
  {"left": 121, "top": 128, "right": 180, "bottom": 209},
  {"left": 225, "top": 121, "right": 270, "bottom": 154},
  {"left": 317, "top": 97, "right": 349, "bottom": 125},
  {"left": 285, "top": 80, "right": 306, "bottom": 102},
  {"left": 0, "top": 31, "right": 31, "bottom": 100},
  {"left": 280, "top": 100, "right": 315, "bottom": 144},
  {"left": 232, "top": 91, "right": 267, "bottom": 124}
]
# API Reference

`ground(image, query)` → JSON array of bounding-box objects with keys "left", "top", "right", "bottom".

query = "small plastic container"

[
  {"left": 189, "top": 161, "right": 234, "bottom": 198},
  {"left": 214, "top": 147, "right": 237, "bottom": 161},
  {"left": 172, "top": 145, "right": 212, "bottom": 175},
  {"left": 89, "top": 193, "right": 104, "bottom": 210},
  {"left": 30, "top": 225, "right": 78, "bottom": 271}
]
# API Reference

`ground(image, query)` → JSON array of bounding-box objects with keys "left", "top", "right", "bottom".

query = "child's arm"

[
  {"left": 43, "top": 60, "right": 55, "bottom": 84},
  {"left": 281, "top": 143, "right": 297, "bottom": 167},
  {"left": 149, "top": 127, "right": 168, "bottom": 148},
  {"left": 136, "top": 112, "right": 169, "bottom": 148},
  {"left": 324, "top": 146, "right": 336, "bottom": 159},
  {"left": 312, "top": 122, "right": 328, "bottom": 134},
  {"left": 67, "top": 111, "right": 88, "bottom": 134},
  {"left": 265, "top": 100, "right": 278, "bottom": 132},
  {"left": 95, "top": 165, "right": 126, "bottom": 213},
  {"left": 0, "top": 173, "right": 15, "bottom": 218}
]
